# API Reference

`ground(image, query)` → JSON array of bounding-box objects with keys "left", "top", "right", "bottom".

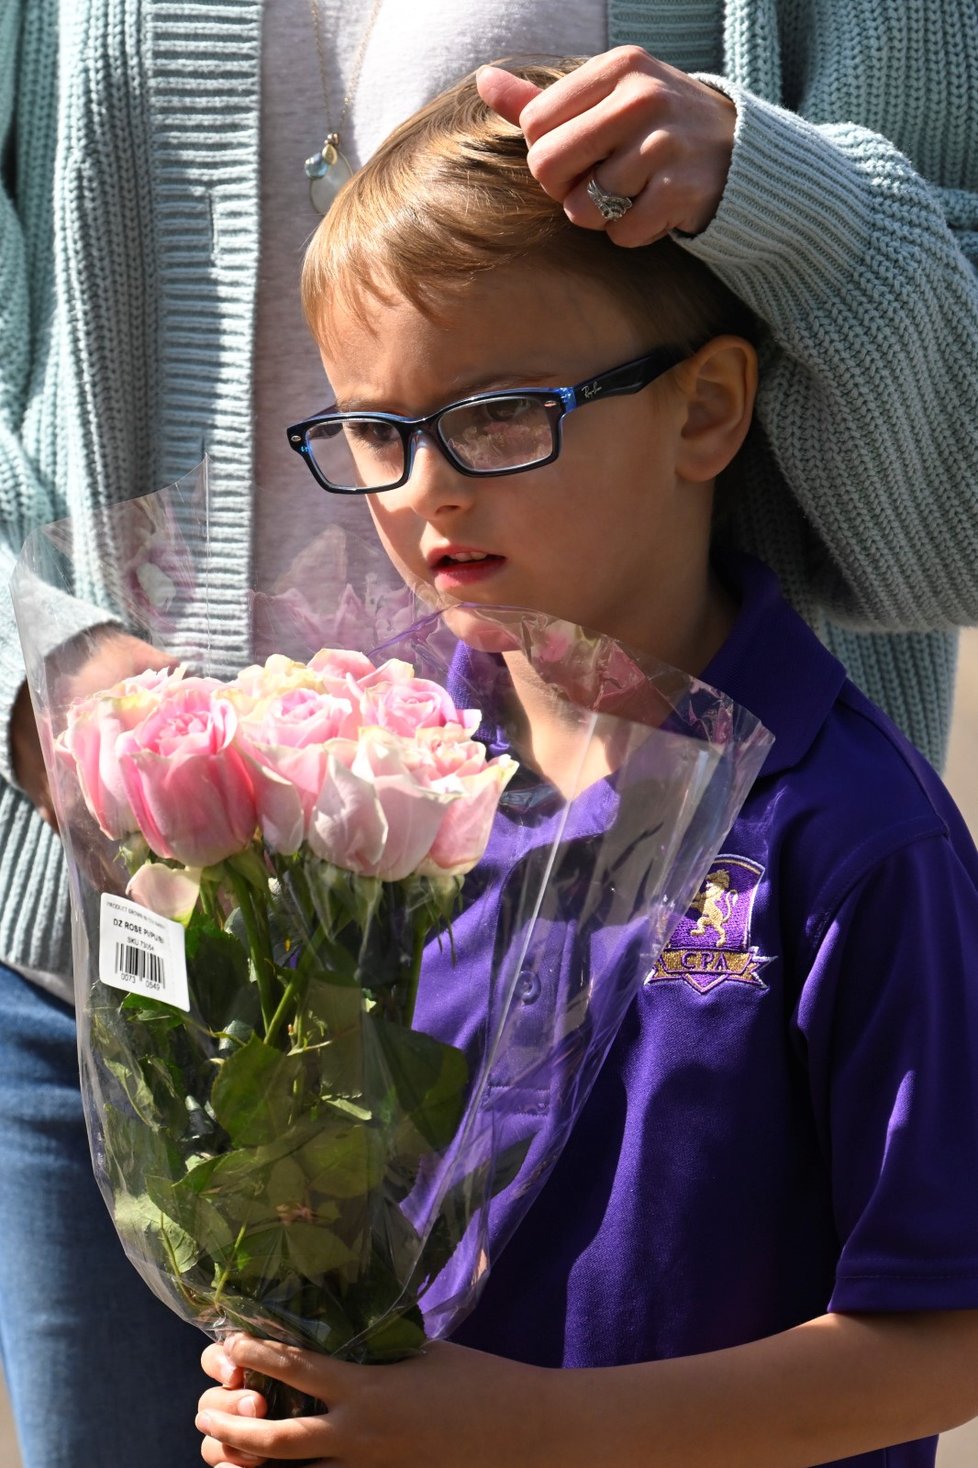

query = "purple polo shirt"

[{"left": 415, "top": 555, "right": 978, "bottom": 1468}]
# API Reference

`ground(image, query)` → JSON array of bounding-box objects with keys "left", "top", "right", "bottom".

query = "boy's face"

[{"left": 318, "top": 262, "right": 724, "bottom": 669}]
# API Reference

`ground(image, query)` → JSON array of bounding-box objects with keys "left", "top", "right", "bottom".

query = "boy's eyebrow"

[{"left": 333, "top": 369, "right": 564, "bottom": 414}]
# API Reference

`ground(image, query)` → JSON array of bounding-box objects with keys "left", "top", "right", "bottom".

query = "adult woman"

[{"left": 1, "top": 3, "right": 976, "bottom": 1464}]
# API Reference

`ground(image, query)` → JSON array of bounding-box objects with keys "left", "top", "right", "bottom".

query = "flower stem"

[
  {"left": 264, "top": 974, "right": 301, "bottom": 1049},
  {"left": 212, "top": 1223, "right": 248, "bottom": 1307},
  {"left": 226, "top": 867, "right": 276, "bottom": 1034},
  {"left": 401, "top": 915, "right": 430, "bottom": 1031}
]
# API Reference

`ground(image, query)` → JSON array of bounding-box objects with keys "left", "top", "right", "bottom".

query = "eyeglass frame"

[{"left": 285, "top": 345, "right": 686, "bottom": 496}]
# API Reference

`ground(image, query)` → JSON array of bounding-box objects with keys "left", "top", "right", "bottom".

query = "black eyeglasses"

[{"left": 285, "top": 346, "right": 684, "bottom": 495}]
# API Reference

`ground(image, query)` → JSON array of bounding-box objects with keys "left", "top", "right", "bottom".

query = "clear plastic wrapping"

[{"left": 11, "top": 463, "right": 771, "bottom": 1377}]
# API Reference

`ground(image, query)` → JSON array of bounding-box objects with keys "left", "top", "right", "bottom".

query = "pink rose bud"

[
  {"left": 116, "top": 680, "right": 258, "bottom": 868},
  {"left": 127, "top": 862, "right": 202, "bottom": 925}
]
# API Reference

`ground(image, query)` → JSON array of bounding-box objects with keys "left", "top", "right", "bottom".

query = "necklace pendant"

[{"left": 305, "top": 135, "right": 353, "bottom": 214}]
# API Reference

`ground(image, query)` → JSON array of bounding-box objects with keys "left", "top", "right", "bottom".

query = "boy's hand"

[
  {"left": 197, "top": 1334, "right": 557, "bottom": 1468},
  {"left": 477, "top": 46, "right": 735, "bottom": 244}
]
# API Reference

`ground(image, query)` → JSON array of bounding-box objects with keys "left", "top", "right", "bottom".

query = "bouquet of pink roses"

[
  {"left": 55, "top": 644, "right": 522, "bottom": 1367},
  {"left": 11, "top": 468, "right": 772, "bottom": 1394}
]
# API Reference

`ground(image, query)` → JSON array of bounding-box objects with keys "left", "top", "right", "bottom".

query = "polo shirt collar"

[{"left": 701, "top": 553, "right": 847, "bottom": 779}]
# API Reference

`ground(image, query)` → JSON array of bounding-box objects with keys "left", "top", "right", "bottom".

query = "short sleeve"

[{"left": 795, "top": 834, "right": 978, "bottom": 1313}]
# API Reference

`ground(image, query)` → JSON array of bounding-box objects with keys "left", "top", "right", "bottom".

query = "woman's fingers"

[
  {"left": 475, "top": 65, "right": 541, "bottom": 125},
  {"left": 479, "top": 46, "right": 735, "bottom": 243},
  {"left": 516, "top": 48, "right": 635, "bottom": 145}
]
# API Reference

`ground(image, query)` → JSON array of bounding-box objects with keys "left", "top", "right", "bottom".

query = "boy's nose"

[{"left": 398, "top": 430, "right": 475, "bottom": 516}]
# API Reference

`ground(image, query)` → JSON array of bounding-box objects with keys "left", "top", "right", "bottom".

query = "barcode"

[{"left": 115, "top": 942, "right": 164, "bottom": 990}]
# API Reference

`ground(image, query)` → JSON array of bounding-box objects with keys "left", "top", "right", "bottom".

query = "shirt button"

[{"left": 516, "top": 969, "right": 541, "bottom": 1004}]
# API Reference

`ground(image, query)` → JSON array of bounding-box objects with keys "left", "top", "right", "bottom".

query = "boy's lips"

[{"left": 426, "top": 545, "right": 506, "bottom": 590}]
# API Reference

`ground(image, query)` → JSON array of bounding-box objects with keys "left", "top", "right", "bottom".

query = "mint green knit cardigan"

[{"left": 2, "top": 0, "right": 978, "bottom": 999}]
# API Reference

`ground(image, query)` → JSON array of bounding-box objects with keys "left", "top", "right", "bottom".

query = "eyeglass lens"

[{"left": 305, "top": 395, "right": 557, "bottom": 491}]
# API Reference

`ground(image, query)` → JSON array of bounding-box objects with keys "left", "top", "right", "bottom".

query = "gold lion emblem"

[{"left": 688, "top": 869, "right": 739, "bottom": 946}]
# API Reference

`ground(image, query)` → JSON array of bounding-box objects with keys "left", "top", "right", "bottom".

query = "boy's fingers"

[
  {"left": 200, "top": 1432, "right": 267, "bottom": 1468},
  {"left": 202, "top": 1341, "right": 246, "bottom": 1389},
  {"left": 197, "top": 1406, "right": 331, "bottom": 1460},
  {"left": 476, "top": 65, "right": 541, "bottom": 126},
  {"left": 199, "top": 1386, "right": 266, "bottom": 1419},
  {"left": 225, "top": 1334, "right": 340, "bottom": 1397}
]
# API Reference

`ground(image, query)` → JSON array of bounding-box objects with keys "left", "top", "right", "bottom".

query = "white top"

[{"left": 253, "top": 0, "right": 604, "bottom": 641}]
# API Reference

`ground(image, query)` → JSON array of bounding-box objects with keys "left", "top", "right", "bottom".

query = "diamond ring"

[{"left": 586, "top": 174, "right": 635, "bottom": 223}]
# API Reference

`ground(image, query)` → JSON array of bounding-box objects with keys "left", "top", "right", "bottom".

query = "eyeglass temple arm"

[{"left": 570, "top": 348, "right": 684, "bottom": 407}]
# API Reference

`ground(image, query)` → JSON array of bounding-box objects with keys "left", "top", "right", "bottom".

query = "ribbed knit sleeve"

[
  {"left": 0, "top": 0, "right": 59, "bottom": 784},
  {"left": 680, "top": 76, "right": 978, "bottom": 632},
  {"left": 0, "top": 2, "right": 128, "bottom": 790},
  {"left": 606, "top": 2, "right": 978, "bottom": 763}
]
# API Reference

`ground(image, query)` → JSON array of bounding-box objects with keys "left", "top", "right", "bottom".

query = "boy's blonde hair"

[{"left": 301, "top": 59, "right": 755, "bottom": 354}]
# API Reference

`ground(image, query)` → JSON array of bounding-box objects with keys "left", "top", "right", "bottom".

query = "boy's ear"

[{"left": 671, "top": 336, "right": 758, "bottom": 484}]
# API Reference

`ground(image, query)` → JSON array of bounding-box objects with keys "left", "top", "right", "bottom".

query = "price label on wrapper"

[{"left": 98, "top": 893, "right": 190, "bottom": 1012}]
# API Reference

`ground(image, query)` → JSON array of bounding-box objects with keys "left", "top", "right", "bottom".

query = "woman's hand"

[
  {"left": 477, "top": 46, "right": 736, "bottom": 245},
  {"left": 196, "top": 1333, "right": 559, "bottom": 1468},
  {"left": 11, "top": 628, "right": 175, "bottom": 837},
  {"left": 11, "top": 680, "right": 57, "bottom": 826}
]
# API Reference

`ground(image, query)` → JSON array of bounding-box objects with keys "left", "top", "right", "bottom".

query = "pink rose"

[
  {"left": 405, "top": 727, "right": 518, "bottom": 877},
  {"left": 236, "top": 686, "right": 362, "bottom": 854},
  {"left": 308, "top": 726, "right": 515, "bottom": 881},
  {"left": 308, "top": 730, "right": 455, "bottom": 881},
  {"left": 421, "top": 761, "right": 517, "bottom": 876},
  {"left": 227, "top": 654, "right": 327, "bottom": 715},
  {"left": 358, "top": 660, "right": 479, "bottom": 738},
  {"left": 308, "top": 647, "right": 377, "bottom": 683},
  {"left": 116, "top": 680, "right": 258, "bottom": 868},
  {"left": 59, "top": 665, "right": 186, "bottom": 838}
]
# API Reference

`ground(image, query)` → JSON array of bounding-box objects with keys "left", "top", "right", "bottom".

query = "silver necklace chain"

[{"left": 304, "top": 0, "right": 385, "bottom": 214}]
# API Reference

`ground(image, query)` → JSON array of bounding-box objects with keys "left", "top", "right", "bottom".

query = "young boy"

[{"left": 194, "top": 63, "right": 978, "bottom": 1467}]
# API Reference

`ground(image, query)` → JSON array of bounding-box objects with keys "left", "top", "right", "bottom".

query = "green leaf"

[
  {"left": 120, "top": 992, "right": 185, "bottom": 1029},
  {"left": 149, "top": 1171, "right": 235, "bottom": 1260},
  {"left": 210, "top": 1034, "right": 305, "bottom": 1145},
  {"left": 113, "top": 1190, "right": 201, "bottom": 1274},
  {"left": 304, "top": 975, "right": 363, "bottom": 1036},
  {"left": 226, "top": 1224, "right": 290, "bottom": 1280},
  {"left": 360, "top": 1307, "right": 427, "bottom": 1363},
  {"left": 185, "top": 922, "right": 258, "bottom": 1034},
  {"left": 105, "top": 1058, "right": 160, "bottom": 1129},
  {"left": 367, "top": 1016, "right": 468, "bottom": 1151},
  {"left": 141, "top": 1052, "right": 192, "bottom": 1132},
  {"left": 266, "top": 1157, "right": 307, "bottom": 1206},
  {"left": 297, "top": 1120, "right": 386, "bottom": 1200},
  {"left": 284, "top": 1219, "right": 357, "bottom": 1281}
]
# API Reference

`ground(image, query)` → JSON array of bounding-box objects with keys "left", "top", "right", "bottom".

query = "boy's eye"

[
  {"left": 477, "top": 396, "right": 534, "bottom": 424},
  {"left": 345, "top": 419, "right": 401, "bottom": 451}
]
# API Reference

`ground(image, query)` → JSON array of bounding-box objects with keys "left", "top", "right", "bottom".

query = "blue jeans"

[{"left": 0, "top": 961, "right": 206, "bottom": 1467}]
